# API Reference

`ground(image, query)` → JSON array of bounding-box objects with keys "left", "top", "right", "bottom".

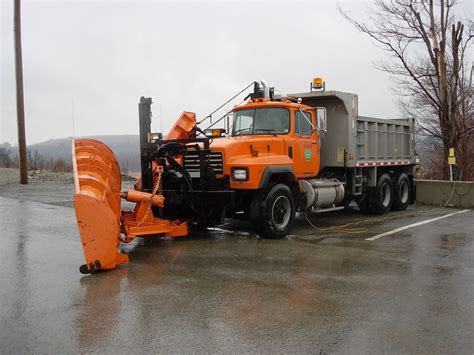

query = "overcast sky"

[{"left": 1, "top": 1, "right": 471, "bottom": 145}]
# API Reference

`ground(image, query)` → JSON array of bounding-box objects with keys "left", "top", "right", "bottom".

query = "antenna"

[
  {"left": 160, "top": 103, "right": 163, "bottom": 133},
  {"left": 72, "top": 99, "right": 76, "bottom": 138}
]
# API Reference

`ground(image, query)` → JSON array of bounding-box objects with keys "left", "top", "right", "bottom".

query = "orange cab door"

[{"left": 286, "top": 110, "right": 320, "bottom": 178}]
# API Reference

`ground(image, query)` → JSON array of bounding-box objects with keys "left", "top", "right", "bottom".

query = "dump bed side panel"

[
  {"left": 291, "top": 90, "right": 416, "bottom": 169},
  {"left": 355, "top": 116, "right": 414, "bottom": 165}
]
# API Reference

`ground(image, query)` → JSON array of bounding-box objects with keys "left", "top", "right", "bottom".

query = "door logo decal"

[{"left": 304, "top": 149, "right": 311, "bottom": 161}]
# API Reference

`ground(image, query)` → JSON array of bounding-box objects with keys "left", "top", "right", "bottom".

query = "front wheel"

[{"left": 251, "top": 184, "right": 296, "bottom": 239}]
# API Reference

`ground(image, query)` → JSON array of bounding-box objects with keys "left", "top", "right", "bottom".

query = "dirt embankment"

[
  {"left": 0, "top": 168, "right": 136, "bottom": 208},
  {"left": 0, "top": 168, "right": 136, "bottom": 185}
]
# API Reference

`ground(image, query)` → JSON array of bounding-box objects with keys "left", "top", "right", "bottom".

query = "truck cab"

[{"left": 209, "top": 99, "right": 323, "bottom": 189}]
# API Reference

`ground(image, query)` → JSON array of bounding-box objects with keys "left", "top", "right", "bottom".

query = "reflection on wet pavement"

[{"left": 0, "top": 196, "right": 473, "bottom": 353}]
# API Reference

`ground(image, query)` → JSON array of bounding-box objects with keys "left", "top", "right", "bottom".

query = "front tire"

[{"left": 251, "top": 184, "right": 296, "bottom": 239}]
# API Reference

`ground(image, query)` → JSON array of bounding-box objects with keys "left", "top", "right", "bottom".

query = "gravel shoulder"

[
  {"left": 0, "top": 168, "right": 73, "bottom": 185},
  {"left": 0, "top": 168, "right": 134, "bottom": 207},
  {"left": 0, "top": 168, "right": 75, "bottom": 207},
  {"left": 0, "top": 168, "right": 21, "bottom": 185}
]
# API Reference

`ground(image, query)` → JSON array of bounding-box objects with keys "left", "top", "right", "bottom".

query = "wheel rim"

[
  {"left": 400, "top": 181, "right": 409, "bottom": 204},
  {"left": 381, "top": 182, "right": 391, "bottom": 208},
  {"left": 272, "top": 195, "right": 291, "bottom": 229}
]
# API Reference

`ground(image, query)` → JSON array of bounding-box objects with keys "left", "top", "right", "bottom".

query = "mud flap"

[{"left": 72, "top": 139, "right": 128, "bottom": 274}]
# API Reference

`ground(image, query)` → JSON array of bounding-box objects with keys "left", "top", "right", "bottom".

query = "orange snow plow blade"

[
  {"left": 72, "top": 138, "right": 188, "bottom": 274},
  {"left": 72, "top": 139, "right": 129, "bottom": 274}
]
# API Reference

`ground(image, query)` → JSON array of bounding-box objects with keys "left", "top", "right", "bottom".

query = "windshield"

[{"left": 232, "top": 108, "right": 290, "bottom": 136}]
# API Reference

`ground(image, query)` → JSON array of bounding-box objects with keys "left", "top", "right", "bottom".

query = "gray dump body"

[{"left": 290, "top": 90, "right": 416, "bottom": 169}]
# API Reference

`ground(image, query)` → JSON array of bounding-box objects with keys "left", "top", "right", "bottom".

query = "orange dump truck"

[{"left": 73, "top": 79, "right": 417, "bottom": 273}]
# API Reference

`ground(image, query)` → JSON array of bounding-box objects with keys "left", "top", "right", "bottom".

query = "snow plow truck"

[{"left": 72, "top": 79, "right": 417, "bottom": 274}]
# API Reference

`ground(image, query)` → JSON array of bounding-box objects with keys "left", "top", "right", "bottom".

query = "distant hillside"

[
  {"left": 2, "top": 135, "right": 141, "bottom": 172},
  {"left": 2, "top": 133, "right": 434, "bottom": 173}
]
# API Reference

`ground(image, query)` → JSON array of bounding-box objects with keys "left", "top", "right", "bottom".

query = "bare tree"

[
  {"left": 27, "top": 149, "right": 44, "bottom": 170},
  {"left": 0, "top": 148, "right": 13, "bottom": 168},
  {"left": 121, "top": 159, "right": 129, "bottom": 175},
  {"left": 52, "top": 158, "right": 71, "bottom": 173},
  {"left": 340, "top": 0, "right": 473, "bottom": 180}
]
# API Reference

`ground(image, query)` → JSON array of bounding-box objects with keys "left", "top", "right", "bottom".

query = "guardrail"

[{"left": 415, "top": 179, "right": 474, "bottom": 208}]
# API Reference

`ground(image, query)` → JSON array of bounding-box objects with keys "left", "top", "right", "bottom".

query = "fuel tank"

[{"left": 299, "top": 179, "right": 345, "bottom": 209}]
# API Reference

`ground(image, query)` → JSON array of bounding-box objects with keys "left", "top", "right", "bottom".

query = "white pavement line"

[{"left": 365, "top": 209, "right": 470, "bottom": 241}]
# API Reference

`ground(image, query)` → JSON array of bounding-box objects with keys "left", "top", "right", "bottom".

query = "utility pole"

[{"left": 14, "top": 0, "right": 28, "bottom": 184}]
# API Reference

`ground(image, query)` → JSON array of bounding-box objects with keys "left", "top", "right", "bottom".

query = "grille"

[{"left": 183, "top": 150, "right": 224, "bottom": 174}]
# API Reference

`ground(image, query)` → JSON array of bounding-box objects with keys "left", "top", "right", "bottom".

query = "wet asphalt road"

[{"left": 0, "top": 184, "right": 473, "bottom": 354}]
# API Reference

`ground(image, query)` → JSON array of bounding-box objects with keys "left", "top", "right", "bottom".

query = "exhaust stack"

[{"left": 260, "top": 80, "right": 270, "bottom": 99}]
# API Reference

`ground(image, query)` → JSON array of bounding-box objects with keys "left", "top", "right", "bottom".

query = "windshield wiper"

[
  {"left": 233, "top": 128, "right": 249, "bottom": 136},
  {"left": 254, "top": 129, "right": 278, "bottom": 136}
]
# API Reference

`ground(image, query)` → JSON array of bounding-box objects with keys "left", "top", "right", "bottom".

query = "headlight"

[{"left": 232, "top": 168, "right": 248, "bottom": 181}]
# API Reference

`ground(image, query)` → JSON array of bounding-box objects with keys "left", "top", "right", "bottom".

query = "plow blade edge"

[{"left": 72, "top": 139, "right": 128, "bottom": 274}]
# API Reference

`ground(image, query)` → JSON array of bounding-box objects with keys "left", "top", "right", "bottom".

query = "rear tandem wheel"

[
  {"left": 356, "top": 173, "right": 394, "bottom": 215},
  {"left": 392, "top": 173, "right": 410, "bottom": 211},
  {"left": 369, "top": 173, "right": 394, "bottom": 214}
]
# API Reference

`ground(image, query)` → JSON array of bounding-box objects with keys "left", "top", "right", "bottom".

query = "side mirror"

[{"left": 315, "top": 107, "right": 327, "bottom": 136}]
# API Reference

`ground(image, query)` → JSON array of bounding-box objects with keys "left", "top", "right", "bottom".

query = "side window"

[{"left": 294, "top": 111, "right": 313, "bottom": 135}]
